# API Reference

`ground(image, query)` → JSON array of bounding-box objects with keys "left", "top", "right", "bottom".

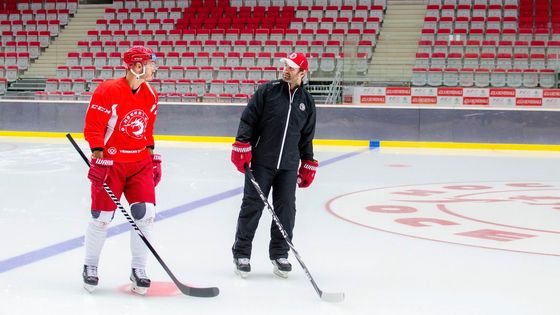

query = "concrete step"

[
  {"left": 371, "top": 58, "right": 416, "bottom": 65},
  {"left": 43, "top": 43, "right": 79, "bottom": 48},
  {"left": 382, "top": 21, "right": 425, "bottom": 28},
  {"left": 380, "top": 27, "right": 424, "bottom": 33},
  {"left": 368, "top": 74, "right": 413, "bottom": 80},
  {"left": 378, "top": 38, "right": 421, "bottom": 43},
  {"left": 367, "top": 73, "right": 412, "bottom": 80},
  {"left": 379, "top": 33, "right": 422, "bottom": 39},
  {"left": 9, "top": 84, "right": 45, "bottom": 91},
  {"left": 385, "top": 8, "right": 426, "bottom": 13},
  {"left": 368, "top": 68, "right": 412, "bottom": 79},
  {"left": 374, "top": 50, "right": 418, "bottom": 56},
  {"left": 39, "top": 52, "right": 75, "bottom": 57},
  {"left": 387, "top": 0, "right": 426, "bottom": 4},
  {"left": 385, "top": 8, "right": 426, "bottom": 14},
  {"left": 21, "top": 70, "right": 56, "bottom": 75},
  {"left": 30, "top": 61, "right": 67, "bottom": 66},
  {"left": 23, "top": 3, "right": 109, "bottom": 79},
  {"left": 373, "top": 51, "right": 417, "bottom": 58},
  {"left": 374, "top": 45, "right": 419, "bottom": 51},
  {"left": 21, "top": 72, "right": 56, "bottom": 79},
  {"left": 386, "top": 3, "right": 426, "bottom": 8},
  {"left": 367, "top": 2, "right": 427, "bottom": 83},
  {"left": 369, "top": 63, "right": 412, "bottom": 69},
  {"left": 13, "top": 78, "right": 46, "bottom": 84}
]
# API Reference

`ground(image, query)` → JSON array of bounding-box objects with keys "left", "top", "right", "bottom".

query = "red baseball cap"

[{"left": 280, "top": 52, "right": 308, "bottom": 71}]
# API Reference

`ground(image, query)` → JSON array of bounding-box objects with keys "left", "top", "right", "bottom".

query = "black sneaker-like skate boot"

[
  {"left": 130, "top": 268, "right": 151, "bottom": 295},
  {"left": 83, "top": 265, "right": 99, "bottom": 293},
  {"left": 271, "top": 258, "right": 292, "bottom": 278},
  {"left": 233, "top": 258, "right": 251, "bottom": 278}
]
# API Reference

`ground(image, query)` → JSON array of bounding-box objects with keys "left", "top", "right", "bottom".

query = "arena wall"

[{"left": 2, "top": 100, "right": 560, "bottom": 145}]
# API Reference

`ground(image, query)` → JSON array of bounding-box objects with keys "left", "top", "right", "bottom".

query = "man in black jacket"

[{"left": 230, "top": 52, "right": 318, "bottom": 279}]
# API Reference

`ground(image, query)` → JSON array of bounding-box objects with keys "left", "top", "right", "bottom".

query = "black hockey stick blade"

[
  {"left": 244, "top": 164, "right": 344, "bottom": 303},
  {"left": 66, "top": 133, "right": 219, "bottom": 298},
  {"left": 177, "top": 284, "right": 220, "bottom": 298}
]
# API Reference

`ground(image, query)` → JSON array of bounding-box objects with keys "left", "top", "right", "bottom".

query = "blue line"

[
  {"left": 0, "top": 152, "right": 365, "bottom": 274},
  {"left": 0, "top": 237, "right": 86, "bottom": 274},
  {"left": 0, "top": 187, "right": 243, "bottom": 274},
  {"left": 319, "top": 151, "right": 368, "bottom": 167}
]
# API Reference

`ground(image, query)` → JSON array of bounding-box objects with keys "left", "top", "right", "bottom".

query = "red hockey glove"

[
  {"left": 88, "top": 157, "right": 113, "bottom": 186},
  {"left": 231, "top": 141, "right": 252, "bottom": 173},
  {"left": 297, "top": 159, "right": 318, "bottom": 188},
  {"left": 152, "top": 154, "right": 162, "bottom": 187}
]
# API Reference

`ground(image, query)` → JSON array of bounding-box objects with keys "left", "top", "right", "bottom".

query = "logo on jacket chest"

[
  {"left": 120, "top": 110, "right": 148, "bottom": 139},
  {"left": 299, "top": 103, "right": 306, "bottom": 111}
]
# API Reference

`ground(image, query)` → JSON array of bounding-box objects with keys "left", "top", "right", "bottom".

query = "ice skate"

[
  {"left": 130, "top": 268, "right": 151, "bottom": 295},
  {"left": 233, "top": 258, "right": 251, "bottom": 278},
  {"left": 271, "top": 258, "right": 292, "bottom": 278},
  {"left": 83, "top": 265, "right": 99, "bottom": 293}
]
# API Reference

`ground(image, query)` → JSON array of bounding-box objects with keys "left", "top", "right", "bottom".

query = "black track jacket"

[{"left": 235, "top": 79, "right": 316, "bottom": 171}]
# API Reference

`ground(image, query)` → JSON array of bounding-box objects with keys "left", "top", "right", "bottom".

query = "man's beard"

[{"left": 282, "top": 74, "right": 300, "bottom": 87}]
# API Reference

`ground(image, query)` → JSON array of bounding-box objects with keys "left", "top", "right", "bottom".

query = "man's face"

[
  {"left": 282, "top": 63, "right": 305, "bottom": 85},
  {"left": 132, "top": 60, "right": 157, "bottom": 81}
]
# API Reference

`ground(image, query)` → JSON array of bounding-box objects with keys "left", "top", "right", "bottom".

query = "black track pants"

[{"left": 232, "top": 164, "right": 297, "bottom": 260}]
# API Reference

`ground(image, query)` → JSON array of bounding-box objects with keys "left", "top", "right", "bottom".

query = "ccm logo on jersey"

[{"left": 90, "top": 104, "right": 111, "bottom": 115}]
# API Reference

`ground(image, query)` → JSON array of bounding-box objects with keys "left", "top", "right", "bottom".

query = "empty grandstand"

[{"left": 0, "top": 0, "right": 558, "bottom": 105}]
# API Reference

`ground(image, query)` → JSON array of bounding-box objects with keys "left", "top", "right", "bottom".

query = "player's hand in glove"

[
  {"left": 231, "top": 141, "right": 252, "bottom": 173},
  {"left": 152, "top": 154, "right": 162, "bottom": 187},
  {"left": 297, "top": 159, "right": 318, "bottom": 188},
  {"left": 88, "top": 157, "right": 113, "bottom": 187}
]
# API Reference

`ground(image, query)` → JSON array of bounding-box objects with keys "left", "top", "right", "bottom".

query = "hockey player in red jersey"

[{"left": 82, "top": 46, "right": 161, "bottom": 295}]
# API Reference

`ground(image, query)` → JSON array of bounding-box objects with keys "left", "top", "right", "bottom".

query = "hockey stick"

[
  {"left": 66, "top": 133, "right": 219, "bottom": 298},
  {"left": 244, "top": 164, "right": 345, "bottom": 303}
]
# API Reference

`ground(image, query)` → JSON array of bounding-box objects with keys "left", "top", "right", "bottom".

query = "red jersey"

[{"left": 84, "top": 77, "right": 158, "bottom": 162}]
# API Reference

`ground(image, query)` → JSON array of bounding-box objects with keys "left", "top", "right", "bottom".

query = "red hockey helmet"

[{"left": 123, "top": 46, "right": 156, "bottom": 68}]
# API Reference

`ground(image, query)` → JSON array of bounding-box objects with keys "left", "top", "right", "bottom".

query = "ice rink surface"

[{"left": 1, "top": 136, "right": 560, "bottom": 315}]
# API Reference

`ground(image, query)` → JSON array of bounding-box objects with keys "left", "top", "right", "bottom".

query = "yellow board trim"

[
  {"left": 313, "top": 139, "right": 371, "bottom": 147},
  {"left": 0, "top": 131, "right": 83, "bottom": 138},
  {"left": 2, "top": 131, "right": 560, "bottom": 151},
  {"left": 380, "top": 141, "right": 560, "bottom": 151},
  {"left": 154, "top": 135, "right": 234, "bottom": 143}
]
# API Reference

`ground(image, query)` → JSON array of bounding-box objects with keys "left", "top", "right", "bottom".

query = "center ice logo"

[
  {"left": 326, "top": 182, "right": 560, "bottom": 256},
  {"left": 120, "top": 110, "right": 148, "bottom": 140}
]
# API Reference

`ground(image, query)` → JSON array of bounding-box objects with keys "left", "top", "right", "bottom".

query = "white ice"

[{"left": 1, "top": 137, "right": 560, "bottom": 315}]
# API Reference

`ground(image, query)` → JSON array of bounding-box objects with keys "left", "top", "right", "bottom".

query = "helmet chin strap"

[{"left": 130, "top": 65, "right": 145, "bottom": 80}]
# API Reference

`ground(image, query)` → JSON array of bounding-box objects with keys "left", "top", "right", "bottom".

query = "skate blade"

[
  {"left": 234, "top": 268, "right": 249, "bottom": 279},
  {"left": 273, "top": 268, "right": 289, "bottom": 279},
  {"left": 131, "top": 285, "right": 148, "bottom": 295},
  {"left": 84, "top": 283, "right": 97, "bottom": 293}
]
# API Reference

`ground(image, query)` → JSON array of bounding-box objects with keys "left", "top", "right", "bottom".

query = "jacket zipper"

[{"left": 277, "top": 83, "right": 296, "bottom": 169}]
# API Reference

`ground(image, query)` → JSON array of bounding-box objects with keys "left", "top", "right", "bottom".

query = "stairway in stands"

[
  {"left": 7, "top": 4, "right": 108, "bottom": 98},
  {"left": 368, "top": 0, "right": 426, "bottom": 84}
]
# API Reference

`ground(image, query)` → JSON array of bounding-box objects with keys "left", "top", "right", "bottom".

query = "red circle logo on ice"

[
  {"left": 120, "top": 110, "right": 148, "bottom": 140},
  {"left": 326, "top": 182, "right": 560, "bottom": 256},
  {"left": 118, "top": 281, "right": 180, "bottom": 296}
]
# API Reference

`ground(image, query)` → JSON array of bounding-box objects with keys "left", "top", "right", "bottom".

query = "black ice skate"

[
  {"left": 271, "top": 258, "right": 292, "bottom": 278},
  {"left": 83, "top": 265, "right": 99, "bottom": 293},
  {"left": 130, "top": 268, "right": 151, "bottom": 295},
  {"left": 233, "top": 258, "right": 251, "bottom": 278}
]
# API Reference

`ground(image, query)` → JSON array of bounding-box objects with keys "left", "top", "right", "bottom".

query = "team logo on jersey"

[
  {"left": 107, "top": 147, "right": 117, "bottom": 155},
  {"left": 299, "top": 103, "right": 306, "bottom": 111},
  {"left": 120, "top": 110, "right": 148, "bottom": 140},
  {"left": 327, "top": 182, "right": 560, "bottom": 256}
]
